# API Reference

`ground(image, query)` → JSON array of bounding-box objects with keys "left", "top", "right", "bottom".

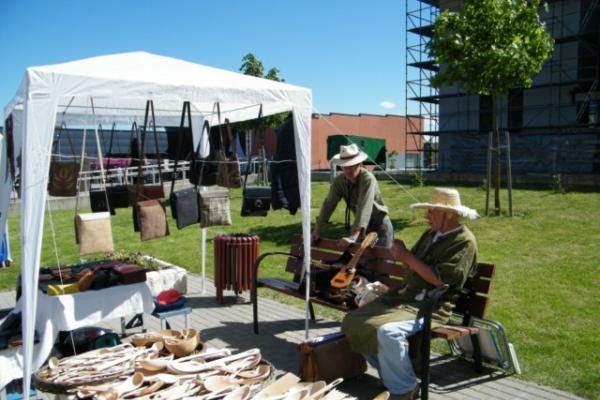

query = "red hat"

[{"left": 156, "top": 289, "right": 182, "bottom": 305}]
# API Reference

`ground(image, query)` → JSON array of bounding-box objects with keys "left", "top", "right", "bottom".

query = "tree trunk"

[{"left": 492, "top": 93, "right": 501, "bottom": 215}]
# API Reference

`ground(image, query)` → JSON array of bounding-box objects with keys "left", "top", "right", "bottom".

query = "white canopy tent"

[{"left": 1, "top": 52, "right": 313, "bottom": 393}]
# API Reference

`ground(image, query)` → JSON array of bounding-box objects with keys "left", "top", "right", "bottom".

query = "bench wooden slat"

[
  {"left": 361, "top": 259, "right": 409, "bottom": 277},
  {"left": 257, "top": 278, "right": 301, "bottom": 293},
  {"left": 432, "top": 326, "right": 480, "bottom": 340}
]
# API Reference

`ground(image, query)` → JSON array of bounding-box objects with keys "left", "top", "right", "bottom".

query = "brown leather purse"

[
  {"left": 298, "top": 332, "right": 366, "bottom": 382},
  {"left": 48, "top": 123, "right": 79, "bottom": 197},
  {"left": 132, "top": 100, "right": 169, "bottom": 240}
]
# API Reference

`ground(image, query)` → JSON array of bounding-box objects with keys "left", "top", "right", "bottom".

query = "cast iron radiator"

[{"left": 214, "top": 234, "right": 260, "bottom": 303}]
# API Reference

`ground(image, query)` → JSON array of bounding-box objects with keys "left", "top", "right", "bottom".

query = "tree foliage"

[
  {"left": 428, "top": 0, "right": 553, "bottom": 215},
  {"left": 429, "top": 0, "right": 554, "bottom": 96},
  {"left": 239, "top": 53, "right": 287, "bottom": 127}
]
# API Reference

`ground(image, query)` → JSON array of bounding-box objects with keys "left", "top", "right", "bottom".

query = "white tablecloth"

[
  {"left": 145, "top": 262, "right": 188, "bottom": 296},
  {"left": 0, "top": 282, "right": 154, "bottom": 389}
]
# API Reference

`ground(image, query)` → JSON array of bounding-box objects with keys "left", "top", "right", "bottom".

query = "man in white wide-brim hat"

[
  {"left": 312, "top": 143, "right": 394, "bottom": 248},
  {"left": 342, "top": 188, "right": 479, "bottom": 399}
]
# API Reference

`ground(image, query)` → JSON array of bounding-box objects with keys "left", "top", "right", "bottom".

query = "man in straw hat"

[
  {"left": 342, "top": 187, "right": 479, "bottom": 399},
  {"left": 312, "top": 143, "right": 394, "bottom": 248}
]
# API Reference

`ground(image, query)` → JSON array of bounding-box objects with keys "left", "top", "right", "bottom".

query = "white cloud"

[{"left": 380, "top": 101, "right": 396, "bottom": 110}]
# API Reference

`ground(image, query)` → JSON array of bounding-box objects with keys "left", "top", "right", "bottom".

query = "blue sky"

[{"left": 0, "top": 0, "right": 413, "bottom": 118}]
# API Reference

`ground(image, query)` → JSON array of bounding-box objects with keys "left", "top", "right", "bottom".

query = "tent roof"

[
  {"left": 30, "top": 51, "right": 301, "bottom": 91},
  {"left": 7, "top": 51, "right": 311, "bottom": 125}
]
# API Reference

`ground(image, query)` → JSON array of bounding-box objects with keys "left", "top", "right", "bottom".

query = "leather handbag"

[
  {"left": 75, "top": 212, "right": 114, "bottom": 256},
  {"left": 241, "top": 106, "right": 272, "bottom": 217},
  {"left": 171, "top": 186, "right": 200, "bottom": 229},
  {"left": 113, "top": 264, "right": 147, "bottom": 284},
  {"left": 136, "top": 198, "right": 169, "bottom": 241},
  {"left": 129, "top": 183, "right": 165, "bottom": 206},
  {"left": 132, "top": 100, "right": 169, "bottom": 239},
  {"left": 241, "top": 186, "right": 272, "bottom": 216},
  {"left": 108, "top": 185, "right": 130, "bottom": 209},
  {"left": 298, "top": 332, "right": 366, "bottom": 383},
  {"left": 48, "top": 123, "right": 80, "bottom": 197},
  {"left": 215, "top": 115, "right": 241, "bottom": 188},
  {"left": 89, "top": 189, "right": 115, "bottom": 215},
  {"left": 216, "top": 149, "right": 241, "bottom": 188},
  {"left": 97, "top": 123, "right": 132, "bottom": 170},
  {"left": 198, "top": 187, "right": 232, "bottom": 228},
  {"left": 169, "top": 101, "right": 200, "bottom": 230}
]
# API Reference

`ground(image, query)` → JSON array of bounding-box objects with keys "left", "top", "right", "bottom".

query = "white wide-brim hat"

[
  {"left": 410, "top": 187, "right": 479, "bottom": 220},
  {"left": 331, "top": 143, "right": 368, "bottom": 167}
]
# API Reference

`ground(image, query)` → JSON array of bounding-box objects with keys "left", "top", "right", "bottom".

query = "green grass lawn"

[{"left": 2, "top": 182, "right": 599, "bottom": 399}]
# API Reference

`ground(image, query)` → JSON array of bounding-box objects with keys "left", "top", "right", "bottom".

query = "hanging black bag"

[
  {"left": 241, "top": 105, "right": 272, "bottom": 217},
  {"left": 89, "top": 124, "right": 121, "bottom": 214},
  {"left": 169, "top": 101, "right": 200, "bottom": 229}
]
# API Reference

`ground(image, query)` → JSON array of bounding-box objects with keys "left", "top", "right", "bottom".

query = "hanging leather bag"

[
  {"left": 241, "top": 106, "right": 272, "bottom": 217},
  {"left": 48, "top": 123, "right": 80, "bottom": 197},
  {"left": 127, "top": 121, "right": 165, "bottom": 208},
  {"left": 132, "top": 100, "right": 169, "bottom": 240},
  {"left": 215, "top": 108, "right": 241, "bottom": 188},
  {"left": 104, "top": 122, "right": 132, "bottom": 170},
  {"left": 194, "top": 104, "right": 232, "bottom": 228},
  {"left": 76, "top": 212, "right": 114, "bottom": 255},
  {"left": 198, "top": 186, "right": 231, "bottom": 228},
  {"left": 74, "top": 125, "right": 114, "bottom": 256},
  {"left": 169, "top": 101, "right": 200, "bottom": 229},
  {"left": 90, "top": 189, "right": 115, "bottom": 215},
  {"left": 89, "top": 126, "right": 118, "bottom": 215}
]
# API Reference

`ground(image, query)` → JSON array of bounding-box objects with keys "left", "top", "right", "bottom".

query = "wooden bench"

[
  {"left": 251, "top": 235, "right": 411, "bottom": 334},
  {"left": 251, "top": 235, "right": 495, "bottom": 397}
]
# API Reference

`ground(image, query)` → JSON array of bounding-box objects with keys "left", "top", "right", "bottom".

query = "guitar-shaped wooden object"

[{"left": 330, "top": 232, "right": 378, "bottom": 289}]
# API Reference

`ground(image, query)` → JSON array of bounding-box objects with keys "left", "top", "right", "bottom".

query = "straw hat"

[
  {"left": 331, "top": 143, "right": 368, "bottom": 167},
  {"left": 410, "top": 188, "right": 479, "bottom": 220}
]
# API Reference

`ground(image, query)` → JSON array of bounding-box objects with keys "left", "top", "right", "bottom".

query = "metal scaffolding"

[{"left": 405, "top": 0, "right": 600, "bottom": 175}]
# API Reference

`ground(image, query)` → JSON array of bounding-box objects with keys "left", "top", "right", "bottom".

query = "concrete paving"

[{"left": 0, "top": 273, "right": 583, "bottom": 399}]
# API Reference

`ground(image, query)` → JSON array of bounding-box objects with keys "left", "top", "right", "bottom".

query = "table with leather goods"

[{"left": 0, "top": 282, "right": 154, "bottom": 390}]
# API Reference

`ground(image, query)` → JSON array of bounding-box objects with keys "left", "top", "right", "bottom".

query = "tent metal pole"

[{"left": 202, "top": 227, "right": 207, "bottom": 294}]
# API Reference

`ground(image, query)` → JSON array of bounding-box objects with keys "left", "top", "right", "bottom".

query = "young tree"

[{"left": 428, "top": 0, "right": 553, "bottom": 215}]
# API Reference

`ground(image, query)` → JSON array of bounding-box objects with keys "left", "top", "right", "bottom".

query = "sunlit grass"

[{"left": 2, "top": 182, "right": 599, "bottom": 399}]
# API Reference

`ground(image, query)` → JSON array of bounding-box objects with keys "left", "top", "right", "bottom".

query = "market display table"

[{"left": 0, "top": 283, "right": 154, "bottom": 390}]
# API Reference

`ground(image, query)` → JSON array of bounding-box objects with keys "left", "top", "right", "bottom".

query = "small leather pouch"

[
  {"left": 241, "top": 186, "right": 272, "bottom": 217},
  {"left": 77, "top": 269, "right": 95, "bottom": 292},
  {"left": 113, "top": 264, "right": 147, "bottom": 284},
  {"left": 75, "top": 212, "right": 114, "bottom": 255}
]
